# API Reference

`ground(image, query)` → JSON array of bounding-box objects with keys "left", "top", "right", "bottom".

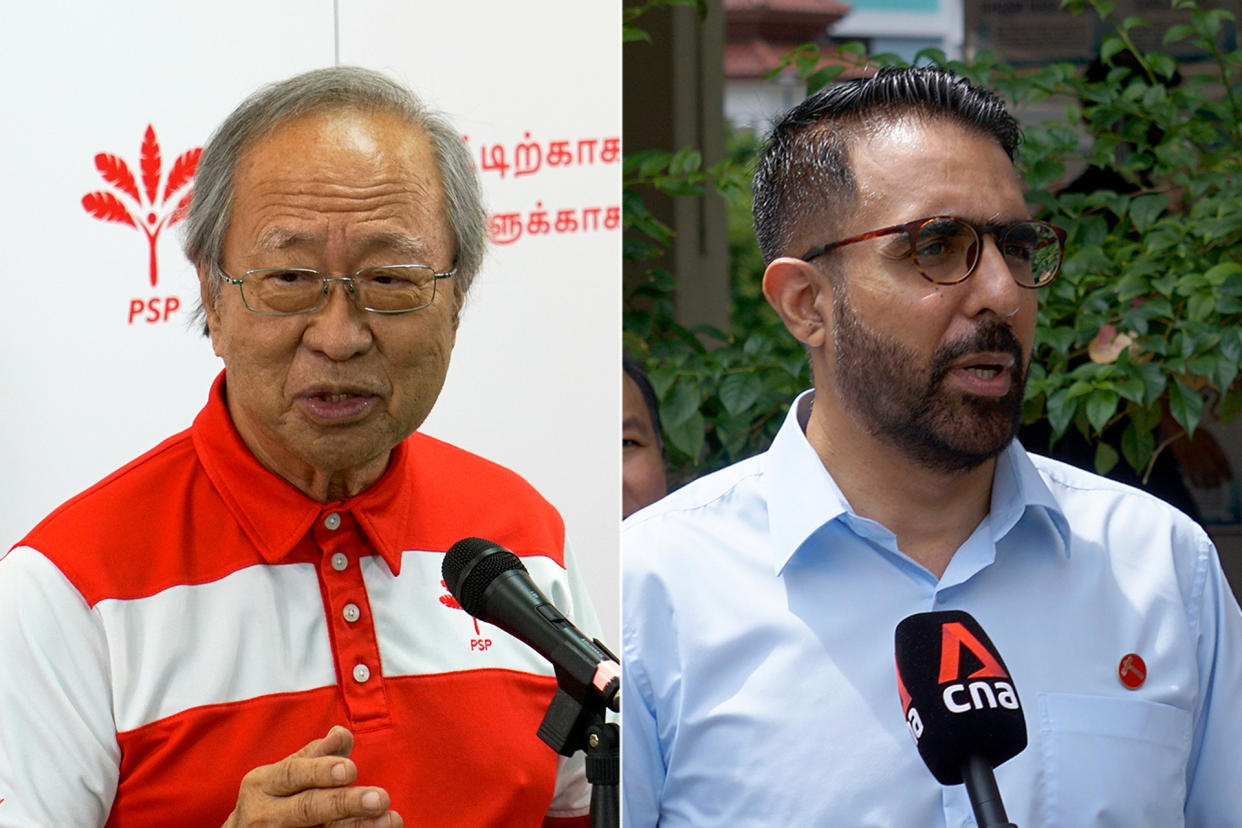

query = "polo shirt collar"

[
  {"left": 762, "top": 390, "right": 1070, "bottom": 574},
  {"left": 191, "top": 371, "right": 410, "bottom": 574}
]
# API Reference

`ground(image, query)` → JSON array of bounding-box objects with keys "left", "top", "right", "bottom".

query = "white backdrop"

[{"left": 0, "top": 0, "right": 620, "bottom": 641}]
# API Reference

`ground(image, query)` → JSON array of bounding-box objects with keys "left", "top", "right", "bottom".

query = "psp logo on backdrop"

[{"left": 81, "top": 125, "right": 201, "bottom": 325}]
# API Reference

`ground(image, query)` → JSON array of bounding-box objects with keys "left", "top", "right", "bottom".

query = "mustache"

[{"left": 929, "top": 321, "right": 1026, "bottom": 384}]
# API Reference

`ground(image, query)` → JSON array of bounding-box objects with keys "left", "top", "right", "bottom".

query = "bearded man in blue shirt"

[{"left": 622, "top": 65, "right": 1242, "bottom": 827}]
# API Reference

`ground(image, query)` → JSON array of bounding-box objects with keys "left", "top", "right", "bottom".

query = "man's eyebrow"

[
  {"left": 257, "top": 228, "right": 314, "bottom": 251},
  {"left": 360, "top": 231, "right": 435, "bottom": 262},
  {"left": 623, "top": 413, "right": 655, "bottom": 435},
  {"left": 253, "top": 229, "right": 436, "bottom": 262}
]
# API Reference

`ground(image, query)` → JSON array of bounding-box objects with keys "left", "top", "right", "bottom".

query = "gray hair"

[{"left": 183, "top": 65, "right": 487, "bottom": 325}]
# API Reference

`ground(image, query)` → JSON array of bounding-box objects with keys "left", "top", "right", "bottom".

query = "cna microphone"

[
  {"left": 894, "top": 610, "right": 1026, "bottom": 828},
  {"left": 442, "top": 537, "right": 620, "bottom": 713}
]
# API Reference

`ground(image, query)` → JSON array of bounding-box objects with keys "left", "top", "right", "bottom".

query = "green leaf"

[
  {"left": 669, "top": 147, "right": 702, "bottom": 175},
  {"left": 1149, "top": 53, "right": 1178, "bottom": 80},
  {"left": 647, "top": 366, "right": 677, "bottom": 400},
  {"left": 661, "top": 382, "right": 702, "bottom": 428},
  {"left": 1085, "top": 388, "right": 1119, "bottom": 433},
  {"left": 665, "top": 410, "right": 706, "bottom": 460},
  {"left": 1188, "top": 293, "right": 1215, "bottom": 321},
  {"left": 1168, "top": 379, "right": 1204, "bottom": 435},
  {"left": 1163, "top": 23, "right": 1195, "bottom": 44},
  {"left": 1066, "top": 380, "right": 1096, "bottom": 401},
  {"left": 1129, "top": 193, "right": 1169, "bottom": 230},
  {"left": 1219, "top": 388, "right": 1242, "bottom": 423},
  {"left": 1205, "top": 261, "right": 1242, "bottom": 287},
  {"left": 1100, "top": 35, "right": 1128, "bottom": 64},
  {"left": 1094, "top": 440, "right": 1120, "bottom": 475},
  {"left": 718, "top": 372, "right": 763, "bottom": 415},
  {"left": 805, "top": 65, "right": 846, "bottom": 94},
  {"left": 1047, "top": 388, "right": 1076, "bottom": 439},
  {"left": 1115, "top": 377, "right": 1146, "bottom": 403},
  {"left": 1120, "top": 420, "right": 1156, "bottom": 473},
  {"left": 1136, "top": 362, "right": 1168, "bottom": 405}
]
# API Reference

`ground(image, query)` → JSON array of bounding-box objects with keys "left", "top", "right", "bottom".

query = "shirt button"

[
  {"left": 330, "top": 552, "right": 349, "bottom": 572},
  {"left": 352, "top": 663, "right": 370, "bottom": 683},
  {"left": 324, "top": 512, "right": 342, "bottom": 530},
  {"left": 343, "top": 603, "right": 361, "bottom": 623}
]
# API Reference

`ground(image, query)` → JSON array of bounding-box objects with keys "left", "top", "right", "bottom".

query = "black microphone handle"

[
  {"left": 481, "top": 569, "right": 620, "bottom": 712},
  {"left": 962, "top": 755, "right": 1018, "bottom": 828}
]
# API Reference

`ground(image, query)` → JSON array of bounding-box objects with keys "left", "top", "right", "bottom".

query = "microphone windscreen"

[
  {"left": 442, "top": 537, "right": 525, "bottom": 617},
  {"left": 894, "top": 610, "right": 1027, "bottom": 785}
]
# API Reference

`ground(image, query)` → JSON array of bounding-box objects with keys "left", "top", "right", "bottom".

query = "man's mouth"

[
  {"left": 963, "top": 365, "right": 1002, "bottom": 379},
  {"left": 299, "top": 388, "right": 379, "bottom": 423}
]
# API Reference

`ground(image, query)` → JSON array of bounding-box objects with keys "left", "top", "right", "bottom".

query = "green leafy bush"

[{"left": 624, "top": 0, "right": 1242, "bottom": 483}]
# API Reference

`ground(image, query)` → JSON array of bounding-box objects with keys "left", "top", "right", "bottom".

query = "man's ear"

[
  {"left": 762, "top": 257, "right": 828, "bottom": 348},
  {"left": 197, "top": 263, "right": 224, "bottom": 358}
]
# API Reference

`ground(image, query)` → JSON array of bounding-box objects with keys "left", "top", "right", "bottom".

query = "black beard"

[{"left": 831, "top": 283, "right": 1027, "bottom": 474}]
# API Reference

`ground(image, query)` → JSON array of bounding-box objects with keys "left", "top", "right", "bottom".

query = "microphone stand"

[
  {"left": 962, "top": 756, "right": 1018, "bottom": 828},
  {"left": 535, "top": 646, "right": 620, "bottom": 828}
]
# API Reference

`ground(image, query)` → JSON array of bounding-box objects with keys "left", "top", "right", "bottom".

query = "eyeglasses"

[
  {"left": 800, "top": 216, "right": 1066, "bottom": 288},
  {"left": 217, "top": 264, "right": 455, "bottom": 315}
]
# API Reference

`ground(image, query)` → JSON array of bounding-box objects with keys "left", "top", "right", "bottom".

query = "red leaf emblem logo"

[
  {"left": 82, "top": 192, "right": 136, "bottom": 227},
  {"left": 439, "top": 580, "right": 462, "bottom": 610},
  {"left": 82, "top": 125, "right": 201, "bottom": 287},
  {"left": 439, "top": 580, "right": 480, "bottom": 634}
]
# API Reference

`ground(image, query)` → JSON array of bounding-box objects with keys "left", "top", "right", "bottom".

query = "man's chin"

[{"left": 887, "top": 396, "right": 1021, "bottom": 474}]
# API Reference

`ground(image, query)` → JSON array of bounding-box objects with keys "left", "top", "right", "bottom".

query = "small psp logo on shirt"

[
  {"left": 81, "top": 125, "right": 201, "bottom": 324},
  {"left": 438, "top": 580, "right": 493, "bottom": 652}
]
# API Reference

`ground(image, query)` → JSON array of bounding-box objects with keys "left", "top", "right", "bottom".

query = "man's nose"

[
  {"left": 303, "top": 278, "right": 373, "bottom": 359},
  {"left": 963, "top": 235, "right": 1026, "bottom": 320}
]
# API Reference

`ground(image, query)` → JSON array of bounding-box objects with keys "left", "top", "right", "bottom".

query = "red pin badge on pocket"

[{"left": 1118, "top": 653, "right": 1147, "bottom": 689}]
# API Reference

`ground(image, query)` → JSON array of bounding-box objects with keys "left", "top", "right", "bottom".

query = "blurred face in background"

[{"left": 623, "top": 372, "right": 667, "bottom": 518}]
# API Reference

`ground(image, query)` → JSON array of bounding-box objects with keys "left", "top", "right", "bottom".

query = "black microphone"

[
  {"left": 442, "top": 537, "right": 620, "bottom": 713},
  {"left": 894, "top": 610, "right": 1026, "bottom": 828}
]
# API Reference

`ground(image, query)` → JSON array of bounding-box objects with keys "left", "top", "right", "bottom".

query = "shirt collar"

[
  {"left": 990, "top": 437, "right": 1072, "bottom": 555},
  {"left": 762, "top": 391, "right": 852, "bottom": 574},
  {"left": 191, "top": 371, "right": 410, "bottom": 574},
  {"left": 761, "top": 390, "right": 1070, "bottom": 574}
]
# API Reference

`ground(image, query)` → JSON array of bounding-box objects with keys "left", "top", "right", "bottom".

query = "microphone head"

[
  {"left": 442, "top": 537, "right": 526, "bottom": 618},
  {"left": 894, "top": 610, "right": 1026, "bottom": 785}
]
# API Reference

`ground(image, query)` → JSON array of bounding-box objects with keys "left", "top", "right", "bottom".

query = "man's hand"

[{"left": 223, "top": 726, "right": 402, "bottom": 828}]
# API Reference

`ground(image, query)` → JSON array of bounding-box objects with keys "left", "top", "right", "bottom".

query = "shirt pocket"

[{"left": 1038, "top": 692, "right": 1191, "bottom": 828}]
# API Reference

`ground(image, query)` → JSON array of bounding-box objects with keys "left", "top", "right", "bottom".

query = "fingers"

[
  {"left": 282, "top": 786, "right": 394, "bottom": 826},
  {"left": 297, "top": 725, "right": 355, "bottom": 759},
  {"left": 258, "top": 726, "right": 356, "bottom": 795},
  {"left": 230, "top": 726, "right": 399, "bottom": 828},
  {"left": 260, "top": 754, "right": 356, "bottom": 796},
  {"left": 233, "top": 771, "right": 395, "bottom": 827},
  {"left": 325, "top": 809, "right": 404, "bottom": 828}
]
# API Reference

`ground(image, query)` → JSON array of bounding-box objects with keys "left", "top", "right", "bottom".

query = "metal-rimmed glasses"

[
  {"left": 217, "top": 264, "right": 456, "bottom": 315},
  {"left": 800, "top": 216, "right": 1067, "bottom": 288}
]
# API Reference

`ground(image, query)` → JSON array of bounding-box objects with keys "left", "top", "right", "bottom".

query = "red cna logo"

[{"left": 82, "top": 126, "right": 200, "bottom": 291}]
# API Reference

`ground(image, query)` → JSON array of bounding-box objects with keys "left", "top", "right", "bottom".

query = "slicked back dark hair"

[{"left": 752, "top": 66, "right": 1021, "bottom": 265}]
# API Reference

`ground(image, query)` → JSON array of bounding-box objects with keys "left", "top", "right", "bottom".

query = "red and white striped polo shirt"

[{"left": 0, "top": 374, "right": 595, "bottom": 826}]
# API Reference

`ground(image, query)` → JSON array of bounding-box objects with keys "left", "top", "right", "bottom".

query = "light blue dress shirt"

[{"left": 622, "top": 392, "right": 1242, "bottom": 827}]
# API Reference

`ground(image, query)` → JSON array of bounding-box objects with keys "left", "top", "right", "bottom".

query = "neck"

[
  {"left": 294, "top": 464, "right": 387, "bottom": 503},
  {"left": 804, "top": 395, "right": 997, "bottom": 579}
]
